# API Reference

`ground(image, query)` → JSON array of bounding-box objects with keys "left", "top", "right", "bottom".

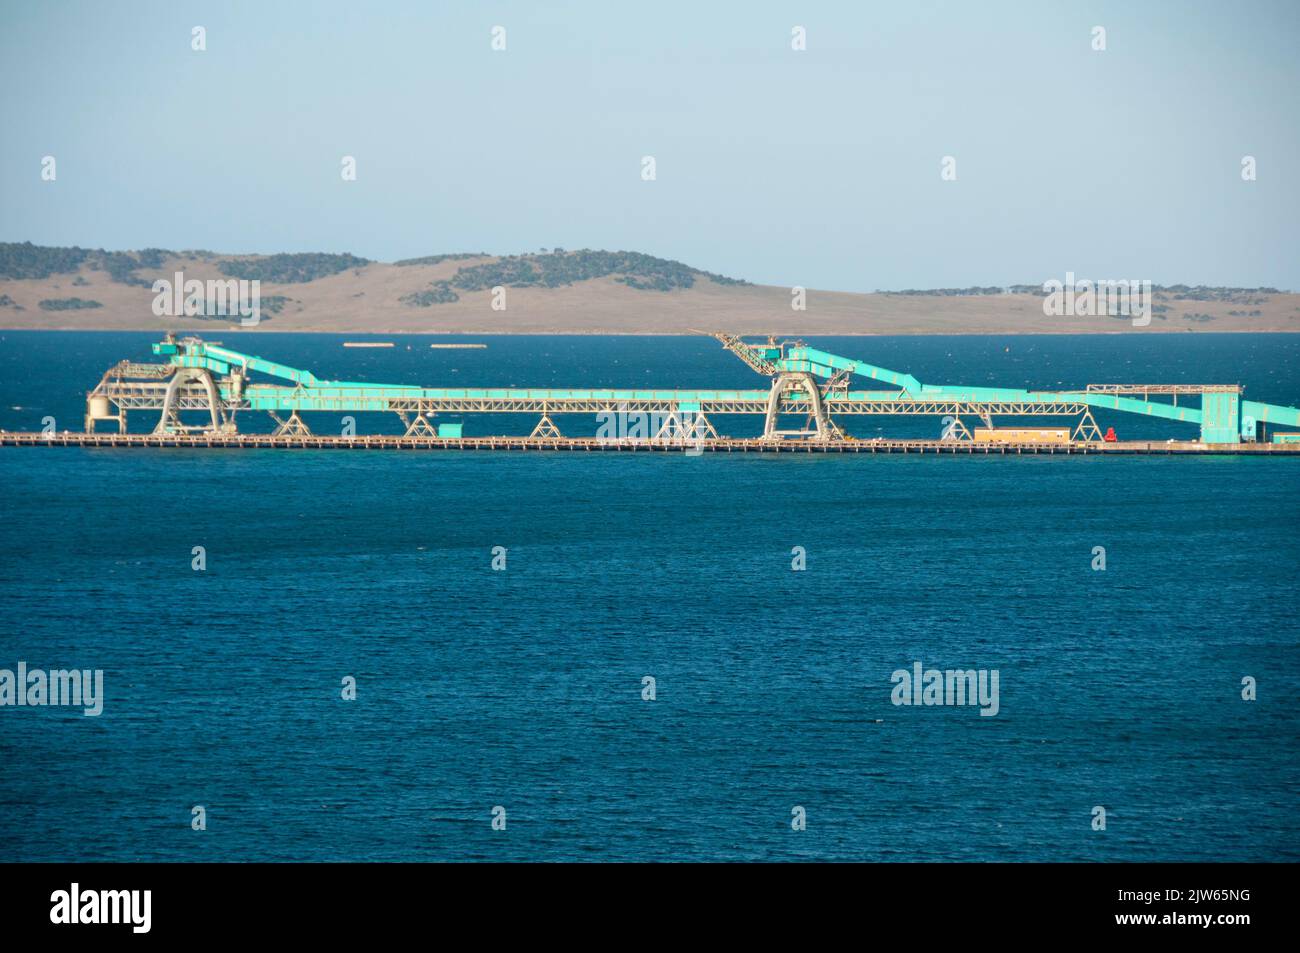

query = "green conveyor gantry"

[{"left": 79, "top": 333, "right": 1300, "bottom": 445}]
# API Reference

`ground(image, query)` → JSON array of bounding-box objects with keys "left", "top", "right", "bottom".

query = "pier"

[
  {"left": 4, "top": 431, "right": 1297, "bottom": 455},
  {"left": 5, "top": 332, "right": 1297, "bottom": 452}
]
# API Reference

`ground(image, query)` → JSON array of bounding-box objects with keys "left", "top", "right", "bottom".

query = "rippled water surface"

[{"left": 1, "top": 333, "right": 1297, "bottom": 861}]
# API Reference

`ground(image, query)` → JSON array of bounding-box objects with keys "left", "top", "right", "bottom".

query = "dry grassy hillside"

[{"left": 2, "top": 244, "right": 1297, "bottom": 334}]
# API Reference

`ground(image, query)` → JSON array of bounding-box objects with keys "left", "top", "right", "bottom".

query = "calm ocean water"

[{"left": 1, "top": 332, "right": 1297, "bottom": 861}]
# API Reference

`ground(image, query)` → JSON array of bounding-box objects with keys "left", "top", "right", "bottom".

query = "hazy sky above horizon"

[{"left": 2, "top": 0, "right": 1297, "bottom": 291}]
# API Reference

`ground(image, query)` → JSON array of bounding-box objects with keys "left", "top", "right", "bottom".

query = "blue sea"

[{"left": 1, "top": 332, "right": 1297, "bottom": 862}]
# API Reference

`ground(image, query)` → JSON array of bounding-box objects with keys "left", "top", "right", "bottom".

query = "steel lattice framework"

[{"left": 82, "top": 333, "right": 1300, "bottom": 445}]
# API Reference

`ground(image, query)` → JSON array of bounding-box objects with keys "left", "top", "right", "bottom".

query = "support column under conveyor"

[
  {"left": 763, "top": 372, "right": 833, "bottom": 441},
  {"left": 154, "top": 367, "right": 223, "bottom": 435}
]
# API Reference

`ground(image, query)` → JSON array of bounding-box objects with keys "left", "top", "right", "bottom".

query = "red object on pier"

[{"left": 1103, "top": 427, "right": 1118, "bottom": 442}]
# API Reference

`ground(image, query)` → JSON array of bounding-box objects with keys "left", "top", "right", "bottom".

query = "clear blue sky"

[{"left": 2, "top": 0, "right": 1297, "bottom": 290}]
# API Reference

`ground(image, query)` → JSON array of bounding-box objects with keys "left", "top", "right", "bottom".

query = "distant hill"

[{"left": 1, "top": 241, "right": 1297, "bottom": 334}]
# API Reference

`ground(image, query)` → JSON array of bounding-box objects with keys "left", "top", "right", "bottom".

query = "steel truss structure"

[{"left": 82, "top": 333, "right": 1300, "bottom": 445}]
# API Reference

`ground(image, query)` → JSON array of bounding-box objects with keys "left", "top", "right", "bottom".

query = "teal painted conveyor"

[{"left": 75, "top": 334, "right": 1300, "bottom": 444}]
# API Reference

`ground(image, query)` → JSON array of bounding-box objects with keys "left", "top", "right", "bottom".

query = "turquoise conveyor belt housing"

[{"left": 71, "top": 332, "right": 1300, "bottom": 447}]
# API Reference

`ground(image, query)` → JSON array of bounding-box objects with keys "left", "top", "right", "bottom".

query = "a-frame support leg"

[
  {"left": 398, "top": 411, "right": 437, "bottom": 437},
  {"left": 270, "top": 411, "right": 312, "bottom": 436},
  {"left": 943, "top": 416, "right": 973, "bottom": 441},
  {"left": 1073, "top": 409, "right": 1103, "bottom": 443},
  {"left": 531, "top": 411, "right": 562, "bottom": 438}
]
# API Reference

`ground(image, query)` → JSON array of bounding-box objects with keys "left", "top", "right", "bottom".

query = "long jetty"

[{"left": 4, "top": 431, "right": 1297, "bottom": 455}]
